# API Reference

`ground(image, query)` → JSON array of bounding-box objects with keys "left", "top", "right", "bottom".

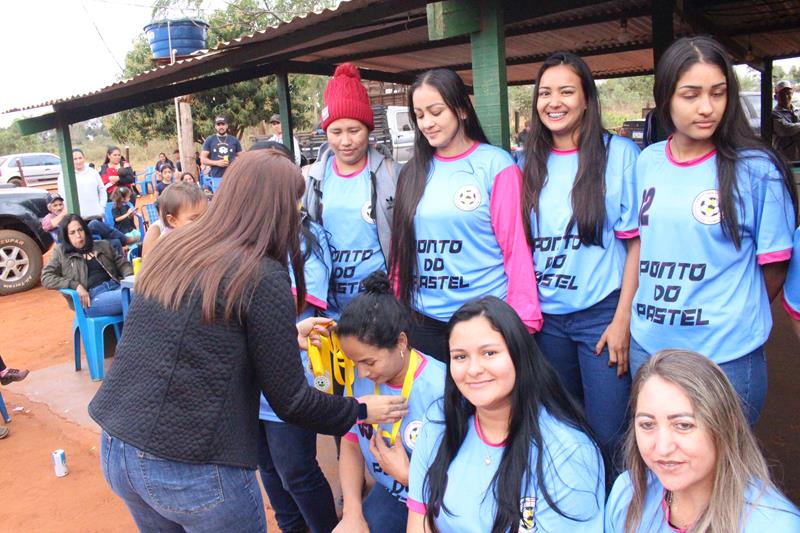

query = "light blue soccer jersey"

[
  {"left": 605, "top": 471, "right": 800, "bottom": 532},
  {"left": 523, "top": 135, "right": 640, "bottom": 314},
  {"left": 783, "top": 227, "right": 800, "bottom": 320},
  {"left": 320, "top": 157, "right": 386, "bottom": 318},
  {"left": 259, "top": 221, "right": 332, "bottom": 423},
  {"left": 343, "top": 352, "right": 445, "bottom": 503},
  {"left": 631, "top": 141, "right": 795, "bottom": 363},
  {"left": 407, "top": 408, "right": 604, "bottom": 533},
  {"left": 413, "top": 143, "right": 538, "bottom": 325}
]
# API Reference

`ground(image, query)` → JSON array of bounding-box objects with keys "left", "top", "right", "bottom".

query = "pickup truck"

[{"left": 0, "top": 184, "right": 54, "bottom": 295}]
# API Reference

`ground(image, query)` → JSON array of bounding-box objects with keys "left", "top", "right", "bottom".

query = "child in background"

[
  {"left": 141, "top": 182, "right": 208, "bottom": 258},
  {"left": 111, "top": 186, "right": 140, "bottom": 244},
  {"left": 155, "top": 164, "right": 174, "bottom": 197},
  {"left": 180, "top": 171, "right": 200, "bottom": 187}
]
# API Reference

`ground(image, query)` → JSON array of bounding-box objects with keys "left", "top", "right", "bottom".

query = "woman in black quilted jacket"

[{"left": 89, "top": 150, "right": 407, "bottom": 533}]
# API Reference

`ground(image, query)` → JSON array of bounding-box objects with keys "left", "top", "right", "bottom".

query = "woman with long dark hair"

[
  {"left": 630, "top": 36, "right": 797, "bottom": 425},
  {"left": 407, "top": 296, "right": 604, "bottom": 533},
  {"left": 520, "top": 52, "right": 641, "bottom": 467},
  {"left": 88, "top": 151, "right": 408, "bottom": 533},
  {"left": 99, "top": 145, "right": 131, "bottom": 198},
  {"left": 392, "top": 69, "right": 540, "bottom": 361},
  {"left": 333, "top": 271, "right": 445, "bottom": 533},
  {"left": 606, "top": 350, "right": 800, "bottom": 532}
]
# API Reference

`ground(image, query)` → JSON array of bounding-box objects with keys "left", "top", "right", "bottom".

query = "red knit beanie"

[{"left": 321, "top": 63, "right": 374, "bottom": 131}]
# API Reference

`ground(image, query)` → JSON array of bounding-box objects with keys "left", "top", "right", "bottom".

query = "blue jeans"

[
  {"left": 256, "top": 420, "right": 337, "bottom": 533},
  {"left": 88, "top": 219, "right": 128, "bottom": 255},
  {"left": 362, "top": 485, "right": 407, "bottom": 533},
  {"left": 629, "top": 338, "right": 767, "bottom": 426},
  {"left": 87, "top": 281, "right": 124, "bottom": 317},
  {"left": 534, "top": 291, "right": 631, "bottom": 469},
  {"left": 100, "top": 431, "right": 266, "bottom": 533}
]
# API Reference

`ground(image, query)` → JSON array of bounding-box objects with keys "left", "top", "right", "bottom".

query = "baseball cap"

[
  {"left": 775, "top": 80, "right": 794, "bottom": 94},
  {"left": 269, "top": 114, "right": 281, "bottom": 124},
  {"left": 214, "top": 115, "right": 227, "bottom": 124},
  {"left": 47, "top": 193, "right": 63, "bottom": 204}
]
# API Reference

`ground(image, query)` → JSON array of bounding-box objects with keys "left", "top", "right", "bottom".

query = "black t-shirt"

[
  {"left": 112, "top": 205, "right": 136, "bottom": 234},
  {"left": 86, "top": 256, "right": 111, "bottom": 289}
]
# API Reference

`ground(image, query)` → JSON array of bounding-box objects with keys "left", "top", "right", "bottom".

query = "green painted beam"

[
  {"left": 16, "top": 113, "right": 56, "bottom": 136},
  {"left": 54, "top": 117, "right": 79, "bottom": 215},
  {"left": 427, "top": 0, "right": 480, "bottom": 41},
  {"left": 275, "top": 70, "right": 294, "bottom": 159},
  {"left": 471, "top": 0, "right": 509, "bottom": 149},
  {"left": 761, "top": 61, "right": 773, "bottom": 144}
]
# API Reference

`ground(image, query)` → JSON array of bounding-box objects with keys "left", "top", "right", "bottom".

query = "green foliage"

[
  {"left": 108, "top": 0, "right": 339, "bottom": 145},
  {"left": 597, "top": 75, "right": 654, "bottom": 128},
  {"left": 0, "top": 124, "right": 53, "bottom": 155}
]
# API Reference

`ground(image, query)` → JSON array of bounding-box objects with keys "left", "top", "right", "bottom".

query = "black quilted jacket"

[{"left": 88, "top": 258, "right": 358, "bottom": 468}]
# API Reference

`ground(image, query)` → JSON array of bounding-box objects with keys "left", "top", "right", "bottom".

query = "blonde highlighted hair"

[{"left": 623, "top": 349, "right": 772, "bottom": 533}]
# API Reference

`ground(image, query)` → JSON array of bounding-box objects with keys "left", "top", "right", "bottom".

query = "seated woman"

[
  {"left": 407, "top": 296, "right": 605, "bottom": 533},
  {"left": 605, "top": 349, "right": 800, "bottom": 532},
  {"left": 334, "top": 271, "right": 446, "bottom": 533},
  {"left": 41, "top": 214, "right": 132, "bottom": 316}
]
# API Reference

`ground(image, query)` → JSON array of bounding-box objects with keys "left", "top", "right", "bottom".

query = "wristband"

[{"left": 357, "top": 401, "right": 367, "bottom": 422}]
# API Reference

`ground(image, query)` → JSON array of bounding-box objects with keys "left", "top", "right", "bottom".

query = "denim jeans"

[
  {"left": 256, "top": 420, "right": 337, "bottom": 533},
  {"left": 100, "top": 431, "right": 266, "bottom": 533},
  {"left": 88, "top": 219, "right": 128, "bottom": 255},
  {"left": 629, "top": 337, "right": 767, "bottom": 426},
  {"left": 534, "top": 290, "right": 631, "bottom": 469},
  {"left": 362, "top": 485, "right": 407, "bottom": 533},
  {"left": 87, "top": 281, "right": 123, "bottom": 317}
]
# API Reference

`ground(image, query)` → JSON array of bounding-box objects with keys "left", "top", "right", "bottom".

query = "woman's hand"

[
  {"left": 109, "top": 175, "right": 120, "bottom": 184},
  {"left": 332, "top": 513, "right": 369, "bottom": 533},
  {"left": 76, "top": 285, "right": 91, "bottom": 308},
  {"left": 296, "top": 317, "right": 335, "bottom": 350},
  {"left": 595, "top": 315, "right": 630, "bottom": 377},
  {"left": 358, "top": 395, "right": 408, "bottom": 425},
  {"left": 369, "top": 432, "right": 410, "bottom": 486}
]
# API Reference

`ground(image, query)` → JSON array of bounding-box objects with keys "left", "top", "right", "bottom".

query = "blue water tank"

[{"left": 144, "top": 19, "right": 209, "bottom": 60}]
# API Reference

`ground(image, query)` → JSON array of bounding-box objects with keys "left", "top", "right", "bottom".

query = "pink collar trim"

[
  {"left": 385, "top": 351, "right": 428, "bottom": 390},
  {"left": 333, "top": 158, "right": 368, "bottom": 178},
  {"left": 660, "top": 490, "right": 691, "bottom": 533},
  {"left": 550, "top": 146, "right": 578, "bottom": 155},
  {"left": 473, "top": 415, "right": 506, "bottom": 447},
  {"left": 434, "top": 141, "right": 480, "bottom": 162},
  {"left": 666, "top": 137, "right": 716, "bottom": 167}
]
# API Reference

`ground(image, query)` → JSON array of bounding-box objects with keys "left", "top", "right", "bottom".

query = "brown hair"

[
  {"left": 137, "top": 150, "right": 306, "bottom": 322},
  {"left": 623, "top": 350, "right": 772, "bottom": 533},
  {"left": 157, "top": 182, "right": 206, "bottom": 227}
]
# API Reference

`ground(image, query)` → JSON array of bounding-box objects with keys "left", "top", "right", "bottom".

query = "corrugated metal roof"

[{"left": 7, "top": 0, "right": 800, "bottom": 116}]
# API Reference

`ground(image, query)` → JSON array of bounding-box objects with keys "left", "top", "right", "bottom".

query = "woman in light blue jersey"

[
  {"left": 606, "top": 349, "right": 800, "bottom": 532},
  {"left": 407, "top": 297, "right": 604, "bottom": 533},
  {"left": 521, "top": 51, "right": 641, "bottom": 470},
  {"left": 630, "top": 36, "right": 797, "bottom": 425},
  {"left": 333, "top": 271, "right": 445, "bottom": 533}
]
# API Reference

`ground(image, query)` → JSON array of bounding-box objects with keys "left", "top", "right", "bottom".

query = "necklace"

[{"left": 474, "top": 414, "right": 504, "bottom": 466}]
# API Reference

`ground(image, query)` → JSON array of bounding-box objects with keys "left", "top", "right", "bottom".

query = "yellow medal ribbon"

[
  {"left": 372, "top": 349, "right": 420, "bottom": 446},
  {"left": 307, "top": 330, "right": 354, "bottom": 395}
]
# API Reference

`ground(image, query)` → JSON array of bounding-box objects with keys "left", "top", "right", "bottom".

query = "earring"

[{"left": 400, "top": 349, "right": 405, "bottom": 359}]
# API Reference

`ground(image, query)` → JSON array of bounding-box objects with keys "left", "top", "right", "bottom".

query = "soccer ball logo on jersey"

[
  {"left": 518, "top": 496, "right": 537, "bottom": 532},
  {"left": 361, "top": 200, "right": 376, "bottom": 224},
  {"left": 454, "top": 185, "right": 481, "bottom": 211},
  {"left": 403, "top": 420, "right": 422, "bottom": 449},
  {"left": 691, "top": 189, "right": 721, "bottom": 225}
]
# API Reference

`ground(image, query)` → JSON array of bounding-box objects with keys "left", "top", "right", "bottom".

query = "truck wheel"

[{"left": 0, "top": 230, "right": 43, "bottom": 295}]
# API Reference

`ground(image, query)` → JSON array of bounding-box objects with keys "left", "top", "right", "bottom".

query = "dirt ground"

[{"left": 0, "top": 283, "right": 798, "bottom": 532}]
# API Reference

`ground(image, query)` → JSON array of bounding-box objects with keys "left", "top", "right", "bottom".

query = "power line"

[{"left": 81, "top": 1, "right": 126, "bottom": 73}]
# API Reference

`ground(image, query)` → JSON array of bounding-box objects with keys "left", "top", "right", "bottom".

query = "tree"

[{"left": 107, "top": 0, "right": 339, "bottom": 145}]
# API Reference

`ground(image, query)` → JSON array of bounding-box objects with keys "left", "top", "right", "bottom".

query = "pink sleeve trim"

[
  {"left": 407, "top": 497, "right": 427, "bottom": 515},
  {"left": 290, "top": 287, "right": 328, "bottom": 311},
  {"left": 490, "top": 164, "right": 543, "bottom": 333},
  {"left": 343, "top": 431, "right": 359, "bottom": 443},
  {"left": 783, "top": 295, "right": 800, "bottom": 321},
  {"left": 757, "top": 248, "right": 792, "bottom": 265},
  {"left": 615, "top": 228, "right": 640, "bottom": 239}
]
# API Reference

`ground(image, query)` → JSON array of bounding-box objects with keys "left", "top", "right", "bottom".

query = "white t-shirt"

[
  {"left": 268, "top": 134, "right": 302, "bottom": 166},
  {"left": 58, "top": 166, "right": 107, "bottom": 219}
]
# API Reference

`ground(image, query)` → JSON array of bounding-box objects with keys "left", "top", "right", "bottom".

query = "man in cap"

[
  {"left": 41, "top": 192, "right": 130, "bottom": 254},
  {"left": 200, "top": 115, "right": 243, "bottom": 183},
  {"left": 772, "top": 80, "right": 800, "bottom": 161},
  {"left": 267, "top": 113, "right": 302, "bottom": 166}
]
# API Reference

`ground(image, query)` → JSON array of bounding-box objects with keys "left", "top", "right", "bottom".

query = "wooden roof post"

[
  {"left": 276, "top": 67, "right": 295, "bottom": 160},
  {"left": 54, "top": 114, "right": 80, "bottom": 215},
  {"left": 761, "top": 60, "right": 773, "bottom": 144},
  {"left": 428, "top": 0, "right": 509, "bottom": 149}
]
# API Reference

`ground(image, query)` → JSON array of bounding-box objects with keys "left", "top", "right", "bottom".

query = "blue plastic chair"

[
  {"left": 141, "top": 203, "right": 160, "bottom": 230},
  {"left": 104, "top": 202, "right": 144, "bottom": 260},
  {"left": 0, "top": 390, "right": 10, "bottom": 423},
  {"left": 59, "top": 288, "right": 124, "bottom": 381},
  {"left": 135, "top": 166, "right": 155, "bottom": 195}
]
